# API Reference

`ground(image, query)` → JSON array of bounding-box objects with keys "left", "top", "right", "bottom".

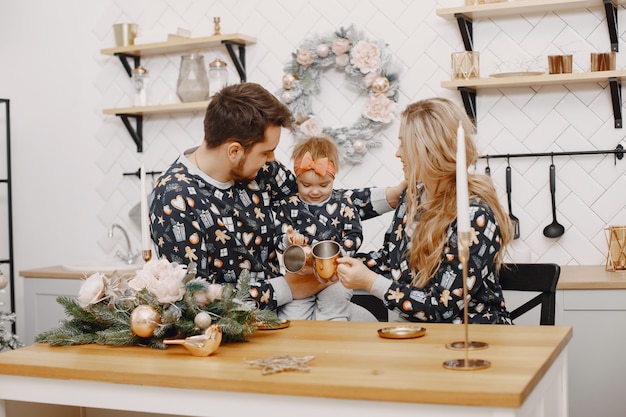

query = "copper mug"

[
  {"left": 311, "top": 240, "right": 342, "bottom": 283},
  {"left": 283, "top": 244, "right": 313, "bottom": 274}
]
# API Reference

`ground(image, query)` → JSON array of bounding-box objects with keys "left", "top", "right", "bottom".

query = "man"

[{"left": 150, "top": 82, "right": 401, "bottom": 312}]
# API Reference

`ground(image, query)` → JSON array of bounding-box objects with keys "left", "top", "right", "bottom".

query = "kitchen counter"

[{"left": 21, "top": 264, "right": 626, "bottom": 288}]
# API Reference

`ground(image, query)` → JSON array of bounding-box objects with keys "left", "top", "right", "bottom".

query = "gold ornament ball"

[
  {"left": 194, "top": 311, "right": 213, "bottom": 329},
  {"left": 353, "top": 139, "right": 367, "bottom": 154},
  {"left": 281, "top": 90, "right": 293, "bottom": 104},
  {"left": 0, "top": 272, "right": 8, "bottom": 290},
  {"left": 130, "top": 305, "right": 162, "bottom": 338},
  {"left": 282, "top": 73, "right": 297, "bottom": 90},
  {"left": 316, "top": 44, "right": 330, "bottom": 58},
  {"left": 371, "top": 76, "right": 390, "bottom": 94}
]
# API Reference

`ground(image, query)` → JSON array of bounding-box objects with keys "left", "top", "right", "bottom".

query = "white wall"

[{"left": 1, "top": 0, "right": 625, "bottom": 340}]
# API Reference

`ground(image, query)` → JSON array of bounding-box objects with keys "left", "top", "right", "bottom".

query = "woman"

[{"left": 336, "top": 97, "right": 512, "bottom": 324}]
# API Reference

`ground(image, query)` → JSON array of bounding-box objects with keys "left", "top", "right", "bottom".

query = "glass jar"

[
  {"left": 208, "top": 58, "right": 229, "bottom": 96},
  {"left": 131, "top": 66, "right": 150, "bottom": 106},
  {"left": 176, "top": 54, "right": 210, "bottom": 102}
]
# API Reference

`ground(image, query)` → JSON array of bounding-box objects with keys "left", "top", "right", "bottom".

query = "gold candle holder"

[
  {"left": 451, "top": 51, "right": 480, "bottom": 80},
  {"left": 142, "top": 249, "right": 152, "bottom": 263},
  {"left": 443, "top": 231, "right": 490, "bottom": 371}
]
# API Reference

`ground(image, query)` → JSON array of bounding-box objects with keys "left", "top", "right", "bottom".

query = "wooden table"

[{"left": 0, "top": 321, "right": 571, "bottom": 417}]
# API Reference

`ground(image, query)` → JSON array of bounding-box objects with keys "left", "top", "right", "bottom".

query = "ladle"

[
  {"left": 543, "top": 158, "right": 565, "bottom": 238},
  {"left": 505, "top": 161, "right": 520, "bottom": 239}
]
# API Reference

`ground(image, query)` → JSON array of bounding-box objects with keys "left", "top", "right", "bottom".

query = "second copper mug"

[{"left": 312, "top": 240, "right": 342, "bottom": 282}]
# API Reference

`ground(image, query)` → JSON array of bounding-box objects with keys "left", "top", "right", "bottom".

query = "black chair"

[{"left": 498, "top": 263, "right": 560, "bottom": 325}]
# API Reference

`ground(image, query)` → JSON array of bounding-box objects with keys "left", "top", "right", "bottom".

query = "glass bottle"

[
  {"left": 176, "top": 54, "right": 210, "bottom": 102},
  {"left": 208, "top": 58, "right": 229, "bottom": 96},
  {"left": 131, "top": 66, "right": 150, "bottom": 106}
]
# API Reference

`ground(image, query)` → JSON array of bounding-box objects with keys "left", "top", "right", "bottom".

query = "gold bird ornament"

[{"left": 163, "top": 324, "right": 222, "bottom": 356}]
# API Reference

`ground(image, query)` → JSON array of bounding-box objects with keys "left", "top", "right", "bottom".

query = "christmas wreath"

[
  {"left": 36, "top": 259, "right": 278, "bottom": 350},
  {"left": 278, "top": 25, "right": 400, "bottom": 164}
]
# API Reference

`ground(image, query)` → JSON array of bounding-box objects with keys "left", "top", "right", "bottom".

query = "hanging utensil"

[
  {"left": 543, "top": 157, "right": 565, "bottom": 238},
  {"left": 506, "top": 159, "right": 520, "bottom": 239},
  {"left": 485, "top": 156, "right": 491, "bottom": 177}
]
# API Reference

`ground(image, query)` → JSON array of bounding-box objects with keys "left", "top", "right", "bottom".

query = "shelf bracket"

[
  {"left": 458, "top": 87, "right": 477, "bottom": 124},
  {"left": 117, "top": 114, "right": 144, "bottom": 152},
  {"left": 223, "top": 41, "right": 247, "bottom": 82},
  {"left": 114, "top": 53, "right": 141, "bottom": 77},
  {"left": 604, "top": 0, "right": 619, "bottom": 52},
  {"left": 608, "top": 77, "right": 622, "bottom": 128},
  {"left": 455, "top": 13, "right": 473, "bottom": 51}
]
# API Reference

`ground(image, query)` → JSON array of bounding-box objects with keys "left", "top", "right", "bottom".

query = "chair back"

[{"left": 499, "top": 263, "right": 560, "bottom": 325}]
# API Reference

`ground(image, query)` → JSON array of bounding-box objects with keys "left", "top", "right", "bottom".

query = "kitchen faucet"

[{"left": 109, "top": 223, "right": 140, "bottom": 264}]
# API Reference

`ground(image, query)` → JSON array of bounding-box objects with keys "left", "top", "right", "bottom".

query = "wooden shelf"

[
  {"left": 442, "top": 70, "right": 626, "bottom": 128},
  {"left": 103, "top": 101, "right": 211, "bottom": 116},
  {"left": 436, "top": 0, "right": 623, "bottom": 20},
  {"left": 101, "top": 33, "right": 256, "bottom": 152},
  {"left": 100, "top": 33, "right": 257, "bottom": 57},
  {"left": 441, "top": 70, "right": 626, "bottom": 89}
]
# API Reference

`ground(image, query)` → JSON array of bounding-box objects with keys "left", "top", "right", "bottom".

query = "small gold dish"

[
  {"left": 377, "top": 325, "right": 426, "bottom": 339},
  {"left": 257, "top": 318, "right": 291, "bottom": 330}
]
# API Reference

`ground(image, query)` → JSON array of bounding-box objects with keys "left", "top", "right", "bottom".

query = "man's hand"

[{"left": 386, "top": 180, "right": 408, "bottom": 209}]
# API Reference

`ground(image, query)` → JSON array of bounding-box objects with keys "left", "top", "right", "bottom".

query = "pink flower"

[
  {"left": 300, "top": 116, "right": 324, "bottom": 136},
  {"left": 296, "top": 49, "right": 314, "bottom": 67},
  {"left": 129, "top": 259, "right": 187, "bottom": 304},
  {"left": 77, "top": 273, "right": 106, "bottom": 308},
  {"left": 363, "top": 94, "right": 396, "bottom": 123},
  {"left": 332, "top": 38, "right": 350, "bottom": 55},
  {"left": 350, "top": 41, "right": 381, "bottom": 74}
]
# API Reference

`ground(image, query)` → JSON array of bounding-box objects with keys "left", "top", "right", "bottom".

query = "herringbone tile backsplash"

[{"left": 97, "top": 0, "right": 625, "bottom": 266}]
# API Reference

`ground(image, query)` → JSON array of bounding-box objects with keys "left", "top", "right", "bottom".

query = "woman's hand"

[{"left": 336, "top": 256, "right": 377, "bottom": 291}]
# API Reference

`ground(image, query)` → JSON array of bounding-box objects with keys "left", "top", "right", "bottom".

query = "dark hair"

[{"left": 203, "top": 82, "right": 294, "bottom": 149}]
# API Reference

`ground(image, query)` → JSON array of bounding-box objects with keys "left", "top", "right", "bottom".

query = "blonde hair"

[
  {"left": 291, "top": 135, "right": 340, "bottom": 171},
  {"left": 400, "top": 98, "right": 512, "bottom": 288}
]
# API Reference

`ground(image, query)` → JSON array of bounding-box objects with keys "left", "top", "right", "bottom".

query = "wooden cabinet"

[
  {"left": 100, "top": 33, "right": 257, "bottom": 151},
  {"left": 436, "top": 0, "right": 625, "bottom": 126}
]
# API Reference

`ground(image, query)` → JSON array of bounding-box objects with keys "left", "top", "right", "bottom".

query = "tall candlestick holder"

[{"left": 443, "top": 231, "right": 490, "bottom": 370}]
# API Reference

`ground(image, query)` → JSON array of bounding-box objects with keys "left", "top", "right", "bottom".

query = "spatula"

[{"left": 506, "top": 164, "right": 520, "bottom": 239}]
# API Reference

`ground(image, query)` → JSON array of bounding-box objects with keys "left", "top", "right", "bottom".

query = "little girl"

[{"left": 275, "top": 135, "right": 363, "bottom": 321}]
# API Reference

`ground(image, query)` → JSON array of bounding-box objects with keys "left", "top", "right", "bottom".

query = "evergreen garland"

[{"left": 36, "top": 262, "right": 279, "bottom": 349}]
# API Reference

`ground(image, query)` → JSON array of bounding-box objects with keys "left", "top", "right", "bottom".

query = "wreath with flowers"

[{"left": 277, "top": 25, "right": 400, "bottom": 164}]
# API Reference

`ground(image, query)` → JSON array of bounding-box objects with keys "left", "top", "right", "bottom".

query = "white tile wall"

[{"left": 92, "top": 0, "right": 624, "bottom": 266}]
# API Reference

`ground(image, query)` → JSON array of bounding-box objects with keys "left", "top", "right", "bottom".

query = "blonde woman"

[{"left": 337, "top": 97, "right": 512, "bottom": 324}]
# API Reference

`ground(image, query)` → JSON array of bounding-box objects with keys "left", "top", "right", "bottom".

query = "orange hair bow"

[{"left": 294, "top": 151, "right": 336, "bottom": 179}]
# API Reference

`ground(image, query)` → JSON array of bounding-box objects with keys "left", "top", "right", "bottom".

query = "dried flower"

[
  {"left": 350, "top": 41, "right": 381, "bottom": 74},
  {"left": 77, "top": 272, "right": 106, "bottom": 308},
  {"left": 296, "top": 49, "right": 314, "bottom": 67},
  {"left": 363, "top": 94, "right": 395, "bottom": 123},
  {"left": 129, "top": 258, "right": 186, "bottom": 304},
  {"left": 300, "top": 116, "right": 324, "bottom": 136},
  {"left": 332, "top": 38, "right": 350, "bottom": 55}
]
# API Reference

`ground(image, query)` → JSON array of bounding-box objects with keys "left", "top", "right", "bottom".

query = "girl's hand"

[
  {"left": 336, "top": 256, "right": 377, "bottom": 292},
  {"left": 287, "top": 226, "right": 308, "bottom": 246}
]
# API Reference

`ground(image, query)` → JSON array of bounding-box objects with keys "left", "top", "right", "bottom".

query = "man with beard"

[{"left": 150, "top": 82, "right": 401, "bottom": 313}]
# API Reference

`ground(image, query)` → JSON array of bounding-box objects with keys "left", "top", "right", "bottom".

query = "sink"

[{"left": 61, "top": 263, "right": 141, "bottom": 273}]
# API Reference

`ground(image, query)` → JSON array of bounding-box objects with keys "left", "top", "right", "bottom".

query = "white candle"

[
  {"left": 140, "top": 164, "right": 151, "bottom": 252},
  {"left": 456, "top": 122, "right": 471, "bottom": 234}
]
